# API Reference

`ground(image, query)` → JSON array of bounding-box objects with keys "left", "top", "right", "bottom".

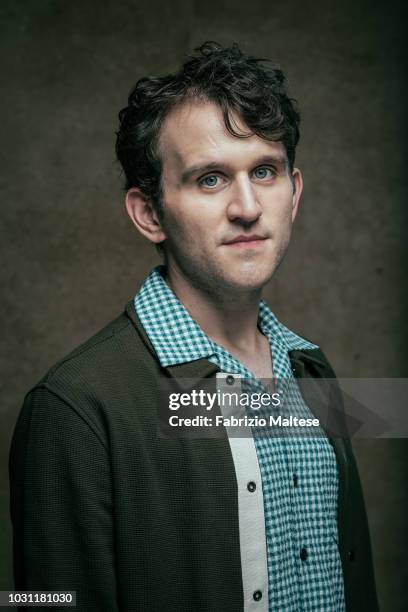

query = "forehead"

[{"left": 158, "top": 100, "right": 287, "bottom": 172}]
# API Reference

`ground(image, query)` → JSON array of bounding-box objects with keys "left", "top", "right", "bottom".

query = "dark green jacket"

[{"left": 10, "top": 301, "right": 378, "bottom": 611}]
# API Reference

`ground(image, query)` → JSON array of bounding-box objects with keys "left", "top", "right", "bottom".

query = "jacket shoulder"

[{"left": 31, "top": 302, "right": 158, "bottom": 398}]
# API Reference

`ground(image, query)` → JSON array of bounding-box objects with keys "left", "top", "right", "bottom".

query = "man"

[{"left": 10, "top": 42, "right": 378, "bottom": 611}]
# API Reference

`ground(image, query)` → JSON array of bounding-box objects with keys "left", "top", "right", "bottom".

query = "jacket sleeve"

[{"left": 9, "top": 384, "right": 119, "bottom": 612}]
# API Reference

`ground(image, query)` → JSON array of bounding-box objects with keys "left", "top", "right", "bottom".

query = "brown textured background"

[{"left": 1, "top": 0, "right": 407, "bottom": 609}]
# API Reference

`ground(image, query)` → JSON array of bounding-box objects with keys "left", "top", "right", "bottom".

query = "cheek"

[
  {"left": 163, "top": 201, "right": 219, "bottom": 243},
  {"left": 161, "top": 210, "right": 205, "bottom": 252},
  {"left": 267, "top": 200, "right": 294, "bottom": 231}
]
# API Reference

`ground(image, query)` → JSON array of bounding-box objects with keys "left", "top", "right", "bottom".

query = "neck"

[{"left": 165, "top": 264, "right": 264, "bottom": 354}]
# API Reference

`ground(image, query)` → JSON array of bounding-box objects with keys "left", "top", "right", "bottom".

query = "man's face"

[{"left": 156, "top": 100, "right": 302, "bottom": 295}]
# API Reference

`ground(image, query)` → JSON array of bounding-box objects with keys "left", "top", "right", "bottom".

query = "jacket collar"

[{"left": 288, "top": 348, "right": 331, "bottom": 376}]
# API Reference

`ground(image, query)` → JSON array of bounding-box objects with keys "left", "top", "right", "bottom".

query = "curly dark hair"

[{"left": 116, "top": 41, "right": 300, "bottom": 210}]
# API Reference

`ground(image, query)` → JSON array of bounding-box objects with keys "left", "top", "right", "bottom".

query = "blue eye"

[
  {"left": 254, "top": 167, "right": 274, "bottom": 180},
  {"left": 199, "top": 175, "right": 219, "bottom": 188}
]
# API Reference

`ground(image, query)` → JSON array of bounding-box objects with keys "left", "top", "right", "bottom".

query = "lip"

[{"left": 223, "top": 235, "right": 268, "bottom": 248}]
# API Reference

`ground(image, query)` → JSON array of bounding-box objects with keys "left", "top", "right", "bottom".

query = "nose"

[{"left": 226, "top": 176, "right": 262, "bottom": 224}]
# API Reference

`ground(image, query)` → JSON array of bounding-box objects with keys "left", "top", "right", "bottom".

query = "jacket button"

[
  {"left": 247, "top": 481, "right": 257, "bottom": 493},
  {"left": 348, "top": 549, "right": 355, "bottom": 562},
  {"left": 300, "top": 547, "right": 308, "bottom": 561},
  {"left": 226, "top": 375, "right": 235, "bottom": 386},
  {"left": 253, "top": 590, "right": 262, "bottom": 601}
]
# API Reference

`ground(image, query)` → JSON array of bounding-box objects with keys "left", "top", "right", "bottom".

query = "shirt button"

[
  {"left": 293, "top": 473, "right": 298, "bottom": 487},
  {"left": 300, "top": 547, "right": 308, "bottom": 561},
  {"left": 226, "top": 375, "right": 235, "bottom": 386},
  {"left": 247, "top": 481, "right": 257, "bottom": 493},
  {"left": 253, "top": 590, "right": 262, "bottom": 601}
]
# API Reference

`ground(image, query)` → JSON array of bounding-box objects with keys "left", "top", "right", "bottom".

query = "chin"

[
  {"left": 222, "top": 267, "right": 274, "bottom": 293},
  {"left": 184, "top": 255, "right": 277, "bottom": 295}
]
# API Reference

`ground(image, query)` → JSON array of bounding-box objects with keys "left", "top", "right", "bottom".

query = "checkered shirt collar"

[{"left": 135, "top": 266, "right": 317, "bottom": 368}]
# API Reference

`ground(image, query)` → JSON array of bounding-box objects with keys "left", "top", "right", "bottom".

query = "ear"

[
  {"left": 125, "top": 187, "right": 166, "bottom": 244},
  {"left": 290, "top": 168, "right": 303, "bottom": 223}
]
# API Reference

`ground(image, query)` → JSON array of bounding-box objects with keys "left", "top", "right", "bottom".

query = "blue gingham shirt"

[{"left": 135, "top": 266, "right": 345, "bottom": 611}]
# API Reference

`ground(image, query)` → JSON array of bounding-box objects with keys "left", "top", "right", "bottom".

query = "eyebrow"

[{"left": 180, "top": 155, "right": 289, "bottom": 184}]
